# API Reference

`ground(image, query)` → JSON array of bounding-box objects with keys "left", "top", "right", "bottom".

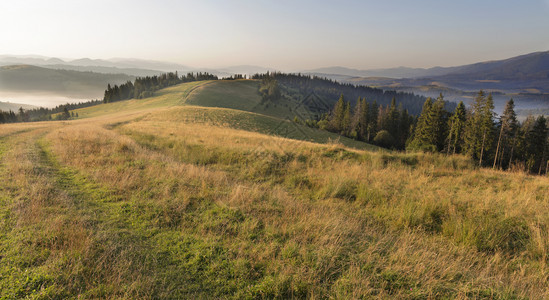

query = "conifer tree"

[
  {"left": 427, "top": 94, "right": 447, "bottom": 150},
  {"left": 398, "top": 108, "right": 413, "bottom": 149},
  {"left": 463, "top": 90, "right": 495, "bottom": 165},
  {"left": 386, "top": 97, "right": 400, "bottom": 139},
  {"left": 493, "top": 99, "right": 518, "bottom": 168},
  {"left": 331, "top": 94, "right": 346, "bottom": 133},
  {"left": 367, "top": 100, "right": 379, "bottom": 141},
  {"left": 360, "top": 98, "right": 370, "bottom": 140},
  {"left": 342, "top": 101, "right": 351, "bottom": 135},
  {"left": 63, "top": 107, "right": 70, "bottom": 120},
  {"left": 351, "top": 97, "right": 363, "bottom": 138},
  {"left": 525, "top": 116, "right": 548, "bottom": 173},
  {"left": 446, "top": 101, "right": 466, "bottom": 154},
  {"left": 407, "top": 97, "right": 434, "bottom": 151}
]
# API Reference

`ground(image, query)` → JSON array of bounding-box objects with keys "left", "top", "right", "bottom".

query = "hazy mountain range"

[
  {"left": 0, "top": 101, "right": 37, "bottom": 112},
  {"left": 0, "top": 65, "right": 134, "bottom": 98},
  {"left": 306, "top": 50, "right": 549, "bottom": 82},
  {"left": 0, "top": 51, "right": 548, "bottom": 112},
  {"left": 0, "top": 55, "right": 272, "bottom": 77},
  {"left": 305, "top": 51, "right": 549, "bottom": 113}
]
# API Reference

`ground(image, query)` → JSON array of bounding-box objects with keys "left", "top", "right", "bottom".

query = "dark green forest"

[{"left": 313, "top": 89, "right": 548, "bottom": 174}]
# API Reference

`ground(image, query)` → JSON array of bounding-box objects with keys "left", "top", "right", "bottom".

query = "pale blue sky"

[{"left": 1, "top": 0, "right": 548, "bottom": 70}]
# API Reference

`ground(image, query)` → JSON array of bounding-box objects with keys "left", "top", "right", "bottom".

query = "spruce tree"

[
  {"left": 342, "top": 101, "right": 351, "bottom": 136},
  {"left": 493, "top": 99, "right": 518, "bottom": 169},
  {"left": 398, "top": 108, "right": 412, "bottom": 149},
  {"left": 408, "top": 97, "right": 435, "bottom": 151},
  {"left": 463, "top": 90, "right": 495, "bottom": 165},
  {"left": 331, "top": 94, "right": 346, "bottom": 132},
  {"left": 386, "top": 97, "right": 400, "bottom": 140},
  {"left": 358, "top": 98, "right": 370, "bottom": 140},
  {"left": 367, "top": 100, "right": 379, "bottom": 141},
  {"left": 63, "top": 107, "right": 70, "bottom": 120},
  {"left": 427, "top": 94, "right": 447, "bottom": 151},
  {"left": 351, "top": 97, "right": 363, "bottom": 139},
  {"left": 525, "top": 116, "right": 548, "bottom": 173},
  {"left": 446, "top": 101, "right": 466, "bottom": 154}
]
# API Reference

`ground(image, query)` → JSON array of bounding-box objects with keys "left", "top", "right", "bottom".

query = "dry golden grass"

[{"left": 1, "top": 83, "right": 548, "bottom": 298}]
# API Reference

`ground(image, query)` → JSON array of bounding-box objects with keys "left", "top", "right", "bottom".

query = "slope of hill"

[
  {"left": 0, "top": 80, "right": 548, "bottom": 298},
  {"left": 185, "top": 80, "right": 299, "bottom": 119},
  {"left": 0, "top": 65, "right": 134, "bottom": 99},
  {"left": 76, "top": 80, "right": 376, "bottom": 151}
]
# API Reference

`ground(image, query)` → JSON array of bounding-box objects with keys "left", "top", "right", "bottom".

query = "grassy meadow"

[{"left": 1, "top": 80, "right": 548, "bottom": 298}]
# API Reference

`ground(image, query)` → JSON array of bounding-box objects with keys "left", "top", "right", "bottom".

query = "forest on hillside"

[
  {"left": 251, "top": 74, "right": 548, "bottom": 175},
  {"left": 252, "top": 72, "right": 451, "bottom": 115},
  {"left": 308, "top": 88, "right": 548, "bottom": 175}
]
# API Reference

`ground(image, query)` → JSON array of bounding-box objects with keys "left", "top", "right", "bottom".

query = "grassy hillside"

[
  {"left": 186, "top": 80, "right": 308, "bottom": 119},
  {"left": 74, "top": 80, "right": 375, "bottom": 150},
  {"left": 1, "top": 81, "right": 548, "bottom": 298}
]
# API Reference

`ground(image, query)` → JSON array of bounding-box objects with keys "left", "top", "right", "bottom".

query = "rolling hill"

[
  {"left": 0, "top": 80, "right": 548, "bottom": 298},
  {"left": 0, "top": 101, "right": 38, "bottom": 112},
  {"left": 0, "top": 65, "right": 134, "bottom": 99}
]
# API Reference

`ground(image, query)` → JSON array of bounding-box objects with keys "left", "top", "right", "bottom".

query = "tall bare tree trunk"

[
  {"left": 493, "top": 124, "right": 504, "bottom": 168},
  {"left": 508, "top": 131, "right": 517, "bottom": 169},
  {"left": 499, "top": 145, "right": 505, "bottom": 169},
  {"left": 479, "top": 130, "right": 486, "bottom": 166},
  {"left": 447, "top": 128, "right": 453, "bottom": 156},
  {"left": 539, "top": 149, "right": 546, "bottom": 175}
]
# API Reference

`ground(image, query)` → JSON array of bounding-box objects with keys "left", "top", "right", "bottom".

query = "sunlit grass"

[{"left": 1, "top": 81, "right": 548, "bottom": 298}]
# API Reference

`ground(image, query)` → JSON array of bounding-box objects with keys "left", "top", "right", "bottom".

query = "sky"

[{"left": 1, "top": 0, "right": 548, "bottom": 70}]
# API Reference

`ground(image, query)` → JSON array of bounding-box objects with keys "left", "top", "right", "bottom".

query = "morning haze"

[{"left": 1, "top": 0, "right": 548, "bottom": 70}]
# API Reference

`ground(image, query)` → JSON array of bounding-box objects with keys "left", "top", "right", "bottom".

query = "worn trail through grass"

[
  {"left": 0, "top": 127, "right": 160, "bottom": 298},
  {"left": 1, "top": 79, "right": 548, "bottom": 298}
]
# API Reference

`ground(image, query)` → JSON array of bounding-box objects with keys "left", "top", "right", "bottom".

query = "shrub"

[{"left": 373, "top": 130, "right": 395, "bottom": 148}]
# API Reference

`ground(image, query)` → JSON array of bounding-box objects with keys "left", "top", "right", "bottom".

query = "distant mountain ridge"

[
  {"left": 0, "top": 65, "right": 134, "bottom": 99},
  {"left": 0, "top": 55, "right": 277, "bottom": 78},
  {"left": 306, "top": 50, "right": 549, "bottom": 81},
  {"left": 0, "top": 55, "right": 190, "bottom": 72},
  {"left": 0, "top": 101, "right": 38, "bottom": 112},
  {"left": 1, "top": 51, "right": 548, "bottom": 110},
  {"left": 304, "top": 51, "right": 549, "bottom": 113}
]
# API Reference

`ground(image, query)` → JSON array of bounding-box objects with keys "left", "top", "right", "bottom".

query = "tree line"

[
  {"left": 313, "top": 90, "right": 548, "bottom": 174},
  {"left": 103, "top": 72, "right": 217, "bottom": 103},
  {"left": 0, "top": 100, "right": 100, "bottom": 123},
  {"left": 409, "top": 91, "right": 548, "bottom": 174},
  {"left": 299, "top": 95, "right": 414, "bottom": 150}
]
